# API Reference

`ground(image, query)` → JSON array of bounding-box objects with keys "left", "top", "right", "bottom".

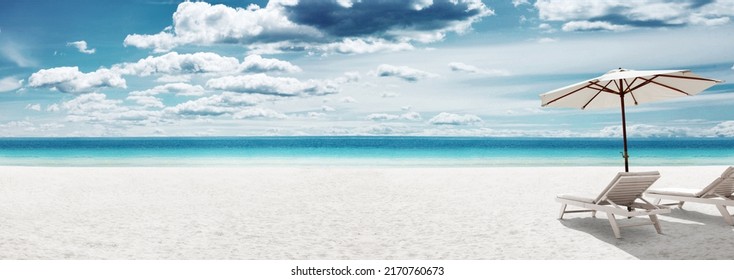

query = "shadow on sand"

[{"left": 559, "top": 209, "right": 734, "bottom": 259}]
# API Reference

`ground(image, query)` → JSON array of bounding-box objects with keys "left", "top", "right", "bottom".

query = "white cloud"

[
  {"left": 319, "top": 38, "right": 415, "bottom": 54},
  {"left": 240, "top": 54, "right": 301, "bottom": 73},
  {"left": 535, "top": 0, "right": 734, "bottom": 31},
  {"left": 127, "top": 95, "right": 164, "bottom": 108},
  {"left": 25, "top": 104, "right": 41, "bottom": 111},
  {"left": 61, "top": 93, "right": 161, "bottom": 124},
  {"left": 66, "top": 40, "right": 96, "bottom": 54},
  {"left": 512, "top": 0, "right": 530, "bottom": 7},
  {"left": 127, "top": 96, "right": 164, "bottom": 108},
  {"left": 0, "top": 76, "right": 22, "bottom": 92},
  {"left": 366, "top": 113, "right": 399, "bottom": 121},
  {"left": 536, "top": 37, "right": 558, "bottom": 43},
  {"left": 307, "top": 112, "right": 327, "bottom": 118},
  {"left": 538, "top": 23, "right": 555, "bottom": 32},
  {"left": 335, "top": 72, "right": 361, "bottom": 84},
  {"left": 597, "top": 124, "right": 692, "bottom": 138},
  {"left": 321, "top": 105, "right": 336, "bottom": 112},
  {"left": 562, "top": 21, "right": 630, "bottom": 32},
  {"left": 113, "top": 52, "right": 241, "bottom": 76},
  {"left": 206, "top": 74, "right": 339, "bottom": 96},
  {"left": 428, "top": 112, "right": 482, "bottom": 125},
  {"left": 689, "top": 14, "right": 730, "bottom": 26},
  {"left": 374, "top": 64, "right": 438, "bottom": 82},
  {"left": 46, "top": 104, "right": 60, "bottom": 112},
  {"left": 123, "top": 31, "right": 177, "bottom": 53},
  {"left": 28, "top": 67, "right": 126, "bottom": 93},
  {"left": 232, "top": 107, "right": 287, "bottom": 119},
  {"left": 341, "top": 96, "right": 357, "bottom": 103},
  {"left": 336, "top": 0, "right": 357, "bottom": 8},
  {"left": 706, "top": 121, "right": 734, "bottom": 137},
  {"left": 166, "top": 92, "right": 266, "bottom": 117},
  {"left": 448, "top": 62, "right": 510, "bottom": 76},
  {"left": 401, "top": 111, "right": 422, "bottom": 121},
  {"left": 367, "top": 112, "right": 422, "bottom": 121},
  {"left": 129, "top": 83, "right": 205, "bottom": 97},
  {"left": 123, "top": 1, "right": 322, "bottom": 52}
]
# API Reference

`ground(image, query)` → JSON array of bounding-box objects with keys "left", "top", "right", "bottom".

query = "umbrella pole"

[{"left": 620, "top": 93, "right": 629, "bottom": 172}]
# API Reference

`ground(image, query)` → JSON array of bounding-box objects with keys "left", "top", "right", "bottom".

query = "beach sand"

[{"left": 0, "top": 165, "right": 732, "bottom": 260}]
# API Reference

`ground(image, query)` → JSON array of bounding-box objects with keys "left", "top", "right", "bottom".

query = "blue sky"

[{"left": 1, "top": 0, "right": 733, "bottom": 137}]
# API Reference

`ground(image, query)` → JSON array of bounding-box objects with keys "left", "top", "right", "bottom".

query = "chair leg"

[
  {"left": 558, "top": 203, "right": 567, "bottom": 219},
  {"left": 715, "top": 205, "right": 734, "bottom": 226},
  {"left": 653, "top": 198, "right": 661, "bottom": 205},
  {"left": 678, "top": 201, "right": 685, "bottom": 209},
  {"left": 649, "top": 214, "right": 662, "bottom": 234},
  {"left": 591, "top": 210, "right": 597, "bottom": 218},
  {"left": 607, "top": 213, "right": 621, "bottom": 239}
]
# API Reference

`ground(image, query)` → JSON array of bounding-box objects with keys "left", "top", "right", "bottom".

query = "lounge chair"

[
  {"left": 645, "top": 166, "right": 734, "bottom": 226},
  {"left": 556, "top": 171, "right": 670, "bottom": 238}
]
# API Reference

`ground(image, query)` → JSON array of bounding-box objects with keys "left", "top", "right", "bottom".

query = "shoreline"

[{"left": 1, "top": 165, "right": 732, "bottom": 259}]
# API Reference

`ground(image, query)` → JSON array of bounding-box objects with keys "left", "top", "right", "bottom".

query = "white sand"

[{"left": 0, "top": 165, "right": 732, "bottom": 260}]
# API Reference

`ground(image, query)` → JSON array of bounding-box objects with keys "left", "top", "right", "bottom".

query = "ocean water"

[{"left": 0, "top": 137, "right": 732, "bottom": 167}]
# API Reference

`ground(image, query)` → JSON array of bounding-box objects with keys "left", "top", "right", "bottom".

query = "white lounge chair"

[
  {"left": 646, "top": 166, "right": 734, "bottom": 226},
  {"left": 556, "top": 171, "right": 670, "bottom": 239}
]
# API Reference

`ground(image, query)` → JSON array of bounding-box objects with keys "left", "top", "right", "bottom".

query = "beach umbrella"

[{"left": 540, "top": 68, "right": 721, "bottom": 172}]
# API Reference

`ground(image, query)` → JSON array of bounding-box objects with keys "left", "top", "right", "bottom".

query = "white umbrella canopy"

[{"left": 539, "top": 68, "right": 722, "bottom": 171}]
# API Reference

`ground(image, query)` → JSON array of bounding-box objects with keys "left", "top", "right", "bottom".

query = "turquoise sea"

[{"left": 0, "top": 137, "right": 732, "bottom": 167}]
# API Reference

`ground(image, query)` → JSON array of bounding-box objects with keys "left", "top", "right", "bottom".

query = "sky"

[{"left": 1, "top": 0, "right": 733, "bottom": 137}]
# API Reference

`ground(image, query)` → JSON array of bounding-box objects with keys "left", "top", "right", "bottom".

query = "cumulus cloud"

[
  {"left": 232, "top": 107, "right": 287, "bottom": 119},
  {"left": 60, "top": 93, "right": 161, "bottom": 124},
  {"left": 448, "top": 62, "right": 510, "bottom": 76},
  {"left": 46, "top": 104, "right": 60, "bottom": 112},
  {"left": 127, "top": 95, "right": 164, "bottom": 108},
  {"left": 335, "top": 71, "right": 361, "bottom": 84},
  {"left": 535, "top": 0, "right": 734, "bottom": 31},
  {"left": 206, "top": 73, "right": 339, "bottom": 96},
  {"left": 341, "top": 96, "right": 357, "bottom": 103},
  {"left": 707, "top": 121, "right": 734, "bottom": 137},
  {"left": 166, "top": 92, "right": 266, "bottom": 117},
  {"left": 318, "top": 38, "right": 415, "bottom": 54},
  {"left": 374, "top": 64, "right": 437, "bottom": 82},
  {"left": 562, "top": 21, "right": 630, "bottom": 32},
  {"left": 428, "top": 112, "right": 482, "bottom": 125},
  {"left": 367, "top": 112, "right": 422, "bottom": 121},
  {"left": 123, "top": 1, "right": 492, "bottom": 54},
  {"left": 512, "top": 0, "right": 530, "bottom": 7},
  {"left": 28, "top": 67, "right": 126, "bottom": 93},
  {"left": 66, "top": 40, "right": 96, "bottom": 54},
  {"left": 0, "top": 76, "right": 22, "bottom": 92},
  {"left": 123, "top": 1, "right": 323, "bottom": 53},
  {"left": 598, "top": 124, "right": 692, "bottom": 138},
  {"left": 240, "top": 54, "right": 301, "bottom": 73},
  {"left": 25, "top": 104, "right": 41, "bottom": 111},
  {"left": 129, "top": 83, "right": 205, "bottom": 97},
  {"left": 113, "top": 52, "right": 241, "bottom": 76}
]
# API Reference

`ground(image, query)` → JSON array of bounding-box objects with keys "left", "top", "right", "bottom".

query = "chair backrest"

[
  {"left": 696, "top": 166, "right": 734, "bottom": 198},
  {"left": 594, "top": 171, "right": 661, "bottom": 206}
]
